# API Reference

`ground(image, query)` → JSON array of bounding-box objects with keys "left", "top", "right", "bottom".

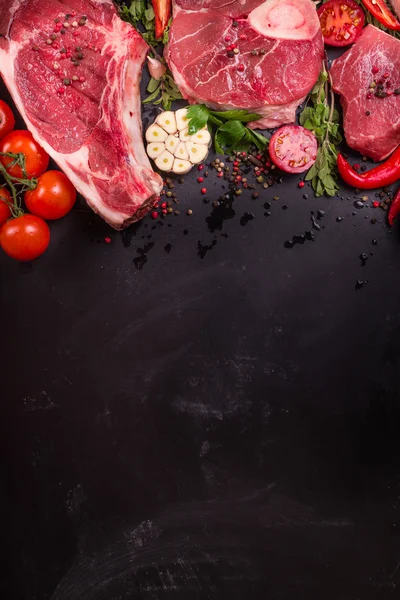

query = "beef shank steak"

[
  {"left": 0, "top": 0, "right": 162, "bottom": 230},
  {"left": 330, "top": 25, "right": 400, "bottom": 162},
  {"left": 166, "top": 0, "right": 324, "bottom": 129}
]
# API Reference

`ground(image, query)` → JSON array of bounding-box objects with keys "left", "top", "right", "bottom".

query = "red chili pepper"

[
  {"left": 337, "top": 148, "right": 400, "bottom": 189},
  {"left": 151, "top": 0, "right": 172, "bottom": 39},
  {"left": 361, "top": 0, "right": 400, "bottom": 31},
  {"left": 388, "top": 187, "right": 400, "bottom": 226}
]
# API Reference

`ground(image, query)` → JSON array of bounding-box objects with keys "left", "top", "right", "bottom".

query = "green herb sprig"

[
  {"left": 144, "top": 69, "right": 183, "bottom": 111},
  {"left": 116, "top": 1, "right": 179, "bottom": 109},
  {"left": 299, "top": 66, "right": 342, "bottom": 197},
  {"left": 186, "top": 105, "right": 268, "bottom": 154},
  {"left": 117, "top": 1, "right": 172, "bottom": 46}
]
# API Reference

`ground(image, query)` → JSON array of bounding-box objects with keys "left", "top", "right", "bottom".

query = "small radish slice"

[
  {"left": 146, "top": 124, "right": 168, "bottom": 143},
  {"left": 147, "top": 142, "right": 166, "bottom": 159},
  {"left": 269, "top": 125, "right": 317, "bottom": 174},
  {"left": 175, "top": 141, "right": 189, "bottom": 160},
  {"left": 186, "top": 142, "right": 209, "bottom": 164},
  {"left": 165, "top": 134, "right": 180, "bottom": 154},
  {"left": 176, "top": 108, "right": 189, "bottom": 131},
  {"left": 156, "top": 111, "right": 178, "bottom": 134},
  {"left": 172, "top": 158, "right": 192, "bottom": 175},
  {"left": 155, "top": 150, "right": 174, "bottom": 171},
  {"left": 191, "top": 128, "right": 211, "bottom": 146}
]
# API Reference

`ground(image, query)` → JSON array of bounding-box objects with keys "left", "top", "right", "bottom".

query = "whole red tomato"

[
  {"left": 0, "top": 214, "right": 50, "bottom": 261},
  {"left": 0, "top": 130, "right": 49, "bottom": 179},
  {"left": 25, "top": 170, "right": 76, "bottom": 220},
  {"left": 0, "top": 100, "right": 15, "bottom": 140},
  {"left": 0, "top": 187, "right": 12, "bottom": 227}
]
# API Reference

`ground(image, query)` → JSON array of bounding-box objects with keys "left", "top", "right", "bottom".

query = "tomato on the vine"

[
  {"left": 0, "top": 130, "right": 49, "bottom": 179},
  {"left": 317, "top": 0, "right": 365, "bottom": 47},
  {"left": 0, "top": 100, "right": 15, "bottom": 140},
  {"left": 0, "top": 187, "right": 12, "bottom": 227},
  {"left": 0, "top": 214, "right": 50, "bottom": 261},
  {"left": 25, "top": 170, "right": 76, "bottom": 220}
]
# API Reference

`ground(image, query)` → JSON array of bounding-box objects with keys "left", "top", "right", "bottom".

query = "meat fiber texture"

[
  {"left": 0, "top": 0, "right": 163, "bottom": 230},
  {"left": 330, "top": 25, "right": 400, "bottom": 162},
  {"left": 390, "top": 0, "right": 400, "bottom": 19},
  {"left": 166, "top": 0, "right": 324, "bottom": 129}
]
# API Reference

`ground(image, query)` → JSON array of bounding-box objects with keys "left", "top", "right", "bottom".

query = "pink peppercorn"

[
  {"left": 237, "top": 64, "right": 244, "bottom": 72},
  {"left": 218, "top": 172, "right": 223, "bottom": 178},
  {"left": 57, "top": 86, "right": 66, "bottom": 94},
  {"left": 298, "top": 181, "right": 305, "bottom": 188},
  {"left": 225, "top": 36, "right": 231, "bottom": 42},
  {"left": 372, "top": 66, "right": 379, "bottom": 74},
  {"left": 233, "top": 161, "right": 239, "bottom": 167},
  {"left": 161, "top": 201, "right": 167, "bottom": 209},
  {"left": 151, "top": 211, "right": 158, "bottom": 219},
  {"left": 239, "top": 34, "right": 247, "bottom": 41},
  {"left": 201, "top": 187, "right": 207, "bottom": 194},
  {"left": 198, "top": 164, "right": 204, "bottom": 171},
  {"left": 197, "top": 176, "right": 204, "bottom": 183},
  {"left": 79, "top": 76, "right": 86, "bottom": 82},
  {"left": 373, "top": 201, "right": 380, "bottom": 208},
  {"left": 162, "top": 209, "right": 167, "bottom": 215},
  {"left": 353, "top": 163, "right": 361, "bottom": 171},
  {"left": 104, "top": 237, "right": 111, "bottom": 244}
]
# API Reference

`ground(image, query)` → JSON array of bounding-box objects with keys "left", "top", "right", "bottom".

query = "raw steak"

[
  {"left": 166, "top": 0, "right": 324, "bottom": 129},
  {"left": 390, "top": 0, "right": 400, "bottom": 18},
  {"left": 0, "top": 0, "right": 163, "bottom": 230},
  {"left": 330, "top": 25, "right": 400, "bottom": 162}
]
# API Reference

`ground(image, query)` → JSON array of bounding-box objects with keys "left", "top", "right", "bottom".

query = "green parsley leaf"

[{"left": 300, "top": 63, "right": 341, "bottom": 197}]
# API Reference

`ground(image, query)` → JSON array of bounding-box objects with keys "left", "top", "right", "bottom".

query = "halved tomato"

[
  {"left": 269, "top": 125, "right": 318, "bottom": 174},
  {"left": 317, "top": 0, "right": 365, "bottom": 47}
]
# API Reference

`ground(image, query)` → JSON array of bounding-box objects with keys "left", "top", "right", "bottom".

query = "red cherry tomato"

[
  {"left": 0, "top": 187, "right": 12, "bottom": 227},
  {"left": 0, "top": 130, "right": 49, "bottom": 179},
  {"left": 25, "top": 170, "right": 76, "bottom": 220},
  {"left": 317, "top": 0, "right": 365, "bottom": 47},
  {"left": 269, "top": 125, "right": 318, "bottom": 174},
  {"left": 0, "top": 100, "right": 15, "bottom": 140},
  {"left": 0, "top": 214, "right": 50, "bottom": 261}
]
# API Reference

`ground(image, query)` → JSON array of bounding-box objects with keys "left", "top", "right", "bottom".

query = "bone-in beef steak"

[
  {"left": 0, "top": 0, "right": 162, "bottom": 230},
  {"left": 330, "top": 25, "right": 400, "bottom": 162},
  {"left": 166, "top": 0, "right": 324, "bottom": 129}
]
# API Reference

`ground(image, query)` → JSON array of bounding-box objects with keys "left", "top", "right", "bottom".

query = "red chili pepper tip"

[
  {"left": 151, "top": 211, "right": 158, "bottom": 219},
  {"left": 104, "top": 236, "right": 111, "bottom": 244},
  {"left": 298, "top": 181, "right": 305, "bottom": 188},
  {"left": 373, "top": 201, "right": 380, "bottom": 208},
  {"left": 197, "top": 176, "right": 204, "bottom": 183},
  {"left": 201, "top": 188, "right": 207, "bottom": 194}
]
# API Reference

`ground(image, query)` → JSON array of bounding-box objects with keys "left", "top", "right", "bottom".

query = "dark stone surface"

[{"left": 1, "top": 40, "right": 400, "bottom": 600}]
